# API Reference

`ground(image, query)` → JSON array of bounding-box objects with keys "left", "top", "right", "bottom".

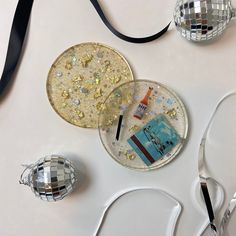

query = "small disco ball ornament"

[
  {"left": 20, "top": 155, "right": 78, "bottom": 202},
  {"left": 174, "top": 0, "right": 236, "bottom": 42}
]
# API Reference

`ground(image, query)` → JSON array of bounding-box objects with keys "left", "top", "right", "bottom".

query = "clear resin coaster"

[
  {"left": 93, "top": 188, "right": 182, "bottom": 236},
  {"left": 47, "top": 42, "right": 133, "bottom": 128},
  {"left": 98, "top": 80, "right": 188, "bottom": 171}
]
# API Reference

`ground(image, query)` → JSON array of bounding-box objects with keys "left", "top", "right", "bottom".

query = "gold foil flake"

[
  {"left": 72, "top": 75, "right": 83, "bottom": 83},
  {"left": 47, "top": 43, "right": 133, "bottom": 128},
  {"left": 109, "top": 76, "right": 122, "bottom": 84},
  {"left": 106, "top": 119, "right": 113, "bottom": 126},
  {"left": 166, "top": 108, "right": 177, "bottom": 119},
  {"left": 65, "top": 62, "right": 73, "bottom": 70},
  {"left": 75, "top": 109, "right": 85, "bottom": 119},
  {"left": 125, "top": 150, "right": 136, "bottom": 160},
  {"left": 96, "top": 102, "right": 106, "bottom": 112},
  {"left": 95, "top": 78, "right": 101, "bottom": 85},
  {"left": 93, "top": 72, "right": 101, "bottom": 84},
  {"left": 104, "top": 60, "right": 111, "bottom": 70},
  {"left": 62, "top": 103, "right": 67, "bottom": 108},
  {"left": 129, "top": 125, "right": 140, "bottom": 132},
  {"left": 94, "top": 88, "right": 103, "bottom": 99},
  {"left": 80, "top": 54, "right": 93, "bottom": 67},
  {"left": 62, "top": 90, "right": 70, "bottom": 99}
]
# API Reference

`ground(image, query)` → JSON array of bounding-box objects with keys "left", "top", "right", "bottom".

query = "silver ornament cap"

[
  {"left": 20, "top": 155, "right": 78, "bottom": 202},
  {"left": 174, "top": 0, "right": 236, "bottom": 42}
]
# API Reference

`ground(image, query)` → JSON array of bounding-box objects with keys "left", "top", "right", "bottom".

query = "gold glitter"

[
  {"left": 94, "top": 88, "right": 103, "bottom": 99},
  {"left": 166, "top": 108, "right": 177, "bottom": 119},
  {"left": 96, "top": 102, "right": 106, "bottom": 111},
  {"left": 72, "top": 75, "right": 83, "bottom": 82},
  {"left": 62, "top": 90, "right": 70, "bottom": 99},
  {"left": 62, "top": 103, "right": 67, "bottom": 108},
  {"left": 104, "top": 60, "right": 110, "bottom": 67},
  {"left": 93, "top": 72, "right": 101, "bottom": 84},
  {"left": 125, "top": 151, "right": 136, "bottom": 160},
  {"left": 106, "top": 119, "right": 113, "bottom": 126},
  {"left": 95, "top": 78, "right": 100, "bottom": 84},
  {"left": 47, "top": 43, "right": 133, "bottom": 128},
  {"left": 129, "top": 125, "right": 140, "bottom": 132},
  {"left": 109, "top": 76, "right": 122, "bottom": 84},
  {"left": 75, "top": 109, "right": 85, "bottom": 119},
  {"left": 65, "top": 62, "right": 73, "bottom": 70},
  {"left": 80, "top": 54, "right": 93, "bottom": 67}
]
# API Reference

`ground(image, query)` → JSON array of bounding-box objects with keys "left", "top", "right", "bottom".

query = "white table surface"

[{"left": 0, "top": 0, "right": 236, "bottom": 235}]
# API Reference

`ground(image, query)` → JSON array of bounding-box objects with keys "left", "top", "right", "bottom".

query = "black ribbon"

[
  {"left": 0, "top": 0, "right": 170, "bottom": 97},
  {"left": 0, "top": 0, "right": 34, "bottom": 98},
  {"left": 90, "top": 0, "right": 171, "bottom": 44}
]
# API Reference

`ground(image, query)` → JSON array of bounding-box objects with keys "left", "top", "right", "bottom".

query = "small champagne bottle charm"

[{"left": 134, "top": 87, "right": 153, "bottom": 120}]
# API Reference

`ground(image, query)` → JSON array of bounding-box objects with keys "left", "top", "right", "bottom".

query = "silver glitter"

[
  {"left": 72, "top": 56, "right": 77, "bottom": 65},
  {"left": 56, "top": 71, "right": 63, "bottom": 77},
  {"left": 174, "top": 0, "right": 235, "bottom": 42},
  {"left": 72, "top": 99, "right": 81, "bottom": 106},
  {"left": 72, "top": 56, "right": 77, "bottom": 62},
  {"left": 20, "top": 155, "right": 78, "bottom": 202}
]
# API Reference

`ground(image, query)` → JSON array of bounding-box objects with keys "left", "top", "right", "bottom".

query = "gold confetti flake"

[
  {"left": 106, "top": 119, "right": 113, "bottom": 126},
  {"left": 65, "top": 62, "right": 73, "bottom": 70},
  {"left": 166, "top": 108, "right": 177, "bottom": 119},
  {"left": 96, "top": 102, "right": 106, "bottom": 112},
  {"left": 47, "top": 43, "right": 133, "bottom": 128},
  {"left": 95, "top": 78, "right": 101, "bottom": 84},
  {"left": 61, "top": 90, "right": 70, "bottom": 99},
  {"left": 80, "top": 54, "right": 93, "bottom": 67},
  {"left": 75, "top": 109, "right": 85, "bottom": 119},
  {"left": 129, "top": 125, "right": 140, "bottom": 132},
  {"left": 94, "top": 88, "right": 103, "bottom": 99},
  {"left": 72, "top": 75, "right": 83, "bottom": 82},
  {"left": 125, "top": 151, "right": 136, "bottom": 160},
  {"left": 109, "top": 76, "right": 122, "bottom": 84},
  {"left": 62, "top": 103, "right": 67, "bottom": 108}
]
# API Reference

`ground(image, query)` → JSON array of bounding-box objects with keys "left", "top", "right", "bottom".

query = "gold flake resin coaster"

[
  {"left": 98, "top": 80, "right": 189, "bottom": 171},
  {"left": 47, "top": 43, "right": 133, "bottom": 128}
]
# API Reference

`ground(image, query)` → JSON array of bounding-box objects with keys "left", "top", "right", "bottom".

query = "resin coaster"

[
  {"left": 98, "top": 80, "right": 188, "bottom": 171},
  {"left": 47, "top": 42, "right": 133, "bottom": 128}
]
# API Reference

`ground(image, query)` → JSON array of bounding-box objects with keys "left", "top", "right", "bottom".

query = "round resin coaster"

[
  {"left": 98, "top": 80, "right": 188, "bottom": 171},
  {"left": 47, "top": 43, "right": 133, "bottom": 128}
]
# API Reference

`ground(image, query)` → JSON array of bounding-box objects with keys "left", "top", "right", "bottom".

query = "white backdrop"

[{"left": 0, "top": 0, "right": 236, "bottom": 235}]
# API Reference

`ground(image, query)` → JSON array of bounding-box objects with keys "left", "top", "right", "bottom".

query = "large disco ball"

[
  {"left": 20, "top": 155, "right": 78, "bottom": 202},
  {"left": 174, "top": 0, "right": 235, "bottom": 42}
]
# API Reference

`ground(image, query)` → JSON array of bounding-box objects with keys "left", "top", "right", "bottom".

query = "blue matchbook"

[{"left": 127, "top": 114, "right": 181, "bottom": 166}]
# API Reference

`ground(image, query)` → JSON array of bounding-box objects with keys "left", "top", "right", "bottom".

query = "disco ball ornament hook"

[
  {"left": 20, "top": 155, "right": 79, "bottom": 202},
  {"left": 174, "top": 0, "right": 236, "bottom": 42}
]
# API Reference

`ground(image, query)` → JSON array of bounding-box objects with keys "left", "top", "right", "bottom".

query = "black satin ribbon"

[
  {"left": 0, "top": 0, "right": 34, "bottom": 97},
  {"left": 0, "top": 0, "right": 169, "bottom": 97},
  {"left": 90, "top": 0, "right": 171, "bottom": 43}
]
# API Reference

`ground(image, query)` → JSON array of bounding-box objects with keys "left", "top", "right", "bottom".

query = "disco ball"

[
  {"left": 20, "top": 155, "right": 78, "bottom": 202},
  {"left": 174, "top": 0, "right": 235, "bottom": 42}
]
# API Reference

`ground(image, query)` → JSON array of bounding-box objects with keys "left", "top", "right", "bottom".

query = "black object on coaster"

[{"left": 0, "top": 0, "right": 34, "bottom": 98}]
